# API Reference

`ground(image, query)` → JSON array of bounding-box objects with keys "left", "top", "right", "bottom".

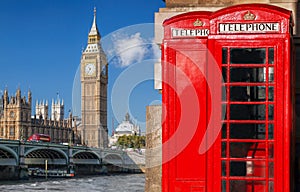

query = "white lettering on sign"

[
  {"left": 219, "top": 23, "right": 280, "bottom": 33},
  {"left": 171, "top": 28, "right": 209, "bottom": 38}
]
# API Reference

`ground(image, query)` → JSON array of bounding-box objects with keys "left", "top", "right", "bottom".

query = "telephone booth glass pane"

[
  {"left": 223, "top": 48, "right": 228, "bottom": 64},
  {"left": 222, "top": 68, "right": 227, "bottom": 82},
  {"left": 268, "top": 48, "right": 274, "bottom": 65},
  {"left": 230, "top": 48, "right": 266, "bottom": 64},
  {"left": 221, "top": 47, "right": 275, "bottom": 192}
]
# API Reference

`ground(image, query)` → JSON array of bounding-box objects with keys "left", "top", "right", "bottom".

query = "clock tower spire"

[
  {"left": 80, "top": 7, "right": 108, "bottom": 148},
  {"left": 88, "top": 7, "right": 100, "bottom": 44}
]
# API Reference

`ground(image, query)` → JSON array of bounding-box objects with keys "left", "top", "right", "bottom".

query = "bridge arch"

[
  {"left": 73, "top": 150, "right": 101, "bottom": 159},
  {"left": 103, "top": 153, "right": 124, "bottom": 165},
  {"left": 0, "top": 145, "right": 18, "bottom": 166},
  {"left": 25, "top": 147, "right": 68, "bottom": 165},
  {"left": 73, "top": 151, "right": 101, "bottom": 165}
]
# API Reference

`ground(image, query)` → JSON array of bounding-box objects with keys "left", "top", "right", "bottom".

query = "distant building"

[
  {"left": 109, "top": 113, "right": 140, "bottom": 146},
  {"left": 35, "top": 100, "right": 48, "bottom": 119},
  {"left": 51, "top": 97, "right": 64, "bottom": 121},
  {"left": 0, "top": 89, "right": 79, "bottom": 144}
]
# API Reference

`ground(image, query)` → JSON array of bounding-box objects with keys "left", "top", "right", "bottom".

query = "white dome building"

[
  {"left": 109, "top": 113, "right": 141, "bottom": 147},
  {"left": 115, "top": 113, "right": 140, "bottom": 136}
]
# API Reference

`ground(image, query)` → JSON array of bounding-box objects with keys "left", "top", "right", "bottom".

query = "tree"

[{"left": 116, "top": 135, "right": 146, "bottom": 149}]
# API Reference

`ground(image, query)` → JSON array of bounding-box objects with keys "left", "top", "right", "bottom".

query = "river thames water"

[{"left": 0, "top": 174, "right": 145, "bottom": 192}]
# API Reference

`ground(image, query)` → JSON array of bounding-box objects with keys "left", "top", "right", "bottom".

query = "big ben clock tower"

[{"left": 80, "top": 8, "right": 108, "bottom": 148}]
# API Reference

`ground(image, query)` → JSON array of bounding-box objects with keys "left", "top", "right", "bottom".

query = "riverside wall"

[{"left": 145, "top": 105, "right": 162, "bottom": 192}]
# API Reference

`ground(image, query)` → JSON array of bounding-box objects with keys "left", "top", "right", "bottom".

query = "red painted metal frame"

[{"left": 162, "top": 4, "right": 294, "bottom": 192}]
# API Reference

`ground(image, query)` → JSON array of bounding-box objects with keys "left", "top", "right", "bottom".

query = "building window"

[
  {"left": 24, "top": 112, "right": 27, "bottom": 121},
  {"left": 0, "top": 128, "right": 3, "bottom": 136},
  {"left": 90, "top": 84, "right": 95, "bottom": 96},
  {"left": 9, "top": 126, "right": 15, "bottom": 136},
  {"left": 86, "top": 84, "right": 90, "bottom": 96}
]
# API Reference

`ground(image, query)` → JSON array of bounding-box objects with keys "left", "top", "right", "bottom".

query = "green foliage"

[{"left": 116, "top": 135, "right": 146, "bottom": 149}]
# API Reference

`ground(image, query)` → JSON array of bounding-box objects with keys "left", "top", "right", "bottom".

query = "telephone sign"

[{"left": 218, "top": 22, "right": 280, "bottom": 33}]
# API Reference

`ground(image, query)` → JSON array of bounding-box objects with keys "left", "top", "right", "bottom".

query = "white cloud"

[
  {"left": 151, "top": 39, "right": 161, "bottom": 61},
  {"left": 111, "top": 32, "right": 148, "bottom": 67}
]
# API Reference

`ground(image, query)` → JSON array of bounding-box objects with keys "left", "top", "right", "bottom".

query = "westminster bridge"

[{"left": 0, "top": 139, "right": 145, "bottom": 179}]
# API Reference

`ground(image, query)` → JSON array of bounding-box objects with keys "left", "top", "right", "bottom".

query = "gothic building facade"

[
  {"left": 79, "top": 8, "right": 108, "bottom": 148},
  {"left": 0, "top": 89, "right": 77, "bottom": 144}
]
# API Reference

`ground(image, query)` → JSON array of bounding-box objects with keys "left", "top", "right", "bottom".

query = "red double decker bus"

[{"left": 27, "top": 134, "right": 51, "bottom": 142}]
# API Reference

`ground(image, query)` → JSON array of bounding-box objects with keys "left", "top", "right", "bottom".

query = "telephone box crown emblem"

[
  {"left": 244, "top": 11, "right": 256, "bottom": 20},
  {"left": 193, "top": 19, "right": 203, "bottom": 27}
]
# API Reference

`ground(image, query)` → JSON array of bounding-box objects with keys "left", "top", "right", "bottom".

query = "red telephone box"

[{"left": 162, "top": 4, "right": 295, "bottom": 192}]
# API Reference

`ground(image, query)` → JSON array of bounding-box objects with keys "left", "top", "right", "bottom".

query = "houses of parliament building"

[{"left": 0, "top": 88, "right": 77, "bottom": 144}]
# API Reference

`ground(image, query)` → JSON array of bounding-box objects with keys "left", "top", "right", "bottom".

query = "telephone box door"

[
  {"left": 213, "top": 40, "right": 284, "bottom": 191},
  {"left": 208, "top": 4, "right": 294, "bottom": 191},
  {"left": 162, "top": 40, "right": 210, "bottom": 192}
]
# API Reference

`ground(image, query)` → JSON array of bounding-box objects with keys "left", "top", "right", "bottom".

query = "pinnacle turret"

[{"left": 28, "top": 90, "right": 32, "bottom": 105}]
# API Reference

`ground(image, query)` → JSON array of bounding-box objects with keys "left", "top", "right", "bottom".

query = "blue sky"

[{"left": 0, "top": 0, "right": 165, "bottom": 134}]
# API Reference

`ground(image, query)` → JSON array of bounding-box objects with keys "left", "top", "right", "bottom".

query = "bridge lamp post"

[
  {"left": 72, "top": 117, "right": 75, "bottom": 145},
  {"left": 20, "top": 126, "right": 24, "bottom": 142}
]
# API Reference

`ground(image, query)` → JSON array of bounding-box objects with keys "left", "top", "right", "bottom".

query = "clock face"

[{"left": 85, "top": 63, "right": 96, "bottom": 76}]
